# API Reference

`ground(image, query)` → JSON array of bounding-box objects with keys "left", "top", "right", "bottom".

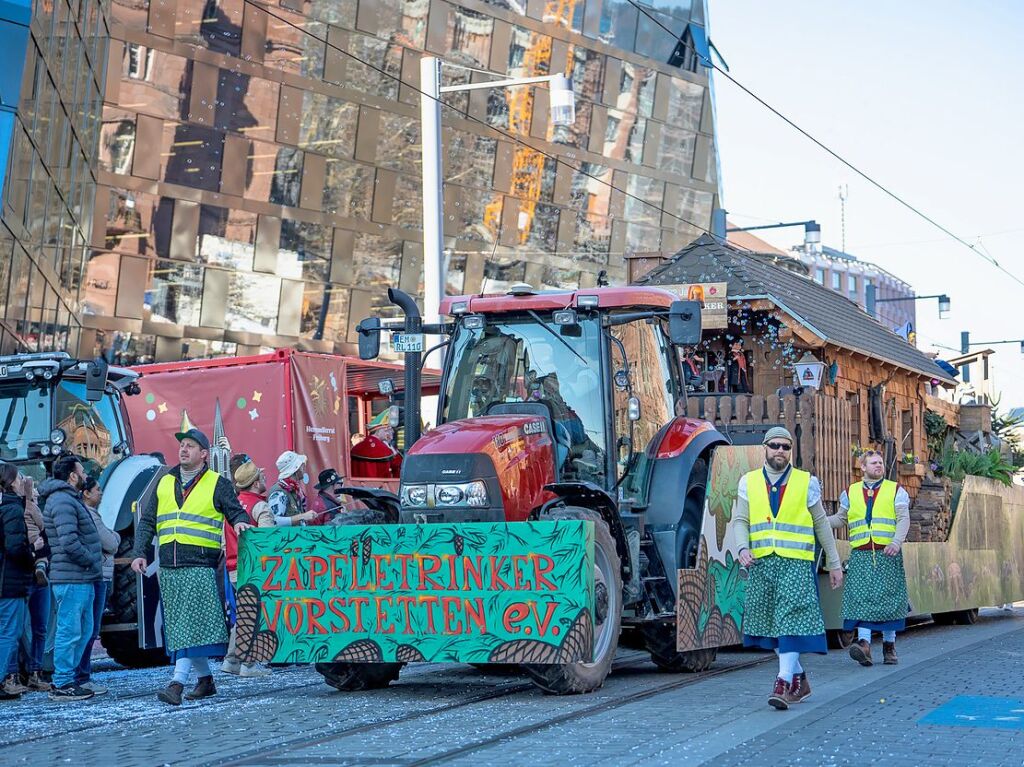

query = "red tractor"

[{"left": 352, "top": 285, "right": 727, "bottom": 694}]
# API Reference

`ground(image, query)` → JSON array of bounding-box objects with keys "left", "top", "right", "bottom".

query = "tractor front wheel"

[{"left": 525, "top": 507, "right": 622, "bottom": 695}]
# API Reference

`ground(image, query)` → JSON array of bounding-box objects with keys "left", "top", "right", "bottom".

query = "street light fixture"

[
  {"left": 867, "top": 289, "right": 951, "bottom": 321},
  {"left": 419, "top": 56, "right": 576, "bottom": 340}
]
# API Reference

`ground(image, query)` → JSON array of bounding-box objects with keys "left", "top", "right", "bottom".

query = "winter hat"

[{"left": 762, "top": 426, "right": 794, "bottom": 445}]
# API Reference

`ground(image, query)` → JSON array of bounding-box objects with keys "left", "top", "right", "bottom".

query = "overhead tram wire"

[
  {"left": 623, "top": 0, "right": 1024, "bottom": 290},
  {"left": 239, "top": 0, "right": 741, "bottom": 251}
]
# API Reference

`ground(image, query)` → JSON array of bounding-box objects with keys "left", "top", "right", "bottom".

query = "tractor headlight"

[
  {"left": 464, "top": 480, "right": 489, "bottom": 508},
  {"left": 50, "top": 428, "right": 66, "bottom": 445},
  {"left": 436, "top": 485, "right": 464, "bottom": 505},
  {"left": 401, "top": 484, "right": 427, "bottom": 507}
]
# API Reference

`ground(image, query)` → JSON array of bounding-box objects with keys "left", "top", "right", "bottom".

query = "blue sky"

[{"left": 708, "top": 1, "right": 1024, "bottom": 406}]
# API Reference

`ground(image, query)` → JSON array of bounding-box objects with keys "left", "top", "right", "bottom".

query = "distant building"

[{"left": 792, "top": 245, "right": 916, "bottom": 332}]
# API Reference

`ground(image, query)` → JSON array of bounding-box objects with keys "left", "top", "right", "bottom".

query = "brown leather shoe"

[
  {"left": 882, "top": 641, "right": 898, "bottom": 665},
  {"left": 157, "top": 681, "right": 184, "bottom": 706},
  {"left": 185, "top": 675, "right": 217, "bottom": 700},
  {"left": 787, "top": 671, "right": 812, "bottom": 703},
  {"left": 1, "top": 674, "right": 27, "bottom": 696},
  {"left": 849, "top": 639, "right": 873, "bottom": 666},
  {"left": 768, "top": 677, "right": 790, "bottom": 710}
]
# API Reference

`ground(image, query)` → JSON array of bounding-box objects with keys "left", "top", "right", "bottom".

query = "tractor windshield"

[
  {"left": 0, "top": 384, "right": 52, "bottom": 461},
  {"left": 441, "top": 315, "right": 607, "bottom": 485}
]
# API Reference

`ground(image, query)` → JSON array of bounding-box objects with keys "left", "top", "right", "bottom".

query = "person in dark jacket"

[
  {"left": 41, "top": 455, "right": 101, "bottom": 702},
  {"left": 130, "top": 428, "right": 250, "bottom": 706},
  {"left": 0, "top": 463, "right": 34, "bottom": 701}
]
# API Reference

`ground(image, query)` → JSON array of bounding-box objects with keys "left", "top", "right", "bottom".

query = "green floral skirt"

[
  {"left": 841, "top": 549, "right": 908, "bottom": 632},
  {"left": 743, "top": 554, "right": 827, "bottom": 653},
  {"left": 159, "top": 566, "right": 229, "bottom": 659}
]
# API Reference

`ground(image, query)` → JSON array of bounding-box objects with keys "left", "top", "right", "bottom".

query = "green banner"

[{"left": 235, "top": 521, "right": 595, "bottom": 665}]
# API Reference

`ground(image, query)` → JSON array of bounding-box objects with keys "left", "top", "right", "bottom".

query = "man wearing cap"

[
  {"left": 734, "top": 426, "right": 844, "bottom": 710},
  {"left": 268, "top": 451, "right": 318, "bottom": 525},
  {"left": 222, "top": 455, "right": 276, "bottom": 677},
  {"left": 130, "top": 428, "right": 251, "bottom": 706},
  {"left": 829, "top": 449, "right": 910, "bottom": 666},
  {"left": 311, "top": 469, "right": 348, "bottom": 523}
]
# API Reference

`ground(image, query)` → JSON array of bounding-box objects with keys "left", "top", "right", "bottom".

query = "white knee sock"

[
  {"left": 778, "top": 651, "right": 799, "bottom": 682},
  {"left": 172, "top": 657, "right": 192, "bottom": 685},
  {"left": 882, "top": 630, "right": 896, "bottom": 643},
  {"left": 793, "top": 655, "right": 803, "bottom": 675},
  {"left": 857, "top": 627, "right": 872, "bottom": 643}
]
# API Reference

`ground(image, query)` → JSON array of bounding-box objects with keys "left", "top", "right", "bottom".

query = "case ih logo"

[
  {"left": 441, "top": 469, "right": 462, "bottom": 475},
  {"left": 523, "top": 421, "right": 546, "bottom": 436}
]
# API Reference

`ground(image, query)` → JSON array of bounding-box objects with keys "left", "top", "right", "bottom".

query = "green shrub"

[{"left": 936, "top": 447, "right": 1015, "bottom": 486}]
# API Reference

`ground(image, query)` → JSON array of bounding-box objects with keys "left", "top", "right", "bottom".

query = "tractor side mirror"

[
  {"left": 85, "top": 358, "right": 109, "bottom": 402},
  {"left": 669, "top": 300, "right": 702, "bottom": 346},
  {"left": 357, "top": 318, "right": 382, "bottom": 360}
]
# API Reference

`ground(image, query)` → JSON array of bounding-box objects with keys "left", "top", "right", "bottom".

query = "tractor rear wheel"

[
  {"left": 525, "top": 507, "right": 622, "bottom": 695},
  {"left": 100, "top": 531, "right": 168, "bottom": 668},
  {"left": 642, "top": 623, "right": 717, "bottom": 672}
]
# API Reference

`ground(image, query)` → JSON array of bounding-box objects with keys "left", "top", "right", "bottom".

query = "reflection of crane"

[{"left": 484, "top": 0, "right": 577, "bottom": 244}]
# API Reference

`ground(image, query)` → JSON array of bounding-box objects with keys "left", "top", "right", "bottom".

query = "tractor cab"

[{"left": 438, "top": 286, "right": 696, "bottom": 503}]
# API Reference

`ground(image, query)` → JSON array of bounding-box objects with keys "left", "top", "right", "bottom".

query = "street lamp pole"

[{"left": 419, "top": 56, "right": 575, "bottom": 334}]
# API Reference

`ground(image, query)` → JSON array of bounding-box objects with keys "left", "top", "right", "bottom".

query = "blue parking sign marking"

[{"left": 919, "top": 696, "right": 1024, "bottom": 731}]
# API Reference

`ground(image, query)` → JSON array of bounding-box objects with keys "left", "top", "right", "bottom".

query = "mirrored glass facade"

[
  {"left": 0, "top": 0, "right": 109, "bottom": 356},
  {"left": 85, "top": 0, "right": 721, "bottom": 362}
]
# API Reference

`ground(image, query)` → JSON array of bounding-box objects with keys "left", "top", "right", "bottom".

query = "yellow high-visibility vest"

[
  {"left": 155, "top": 470, "right": 223, "bottom": 550},
  {"left": 847, "top": 480, "right": 898, "bottom": 547},
  {"left": 746, "top": 468, "right": 815, "bottom": 561}
]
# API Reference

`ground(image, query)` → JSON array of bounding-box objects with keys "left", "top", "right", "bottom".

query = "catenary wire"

[
  {"left": 623, "top": 0, "right": 1024, "bottom": 289},
  {"left": 238, "top": 0, "right": 739, "bottom": 251}
]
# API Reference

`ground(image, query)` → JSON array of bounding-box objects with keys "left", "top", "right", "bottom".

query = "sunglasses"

[
  {"left": 860, "top": 450, "right": 882, "bottom": 458},
  {"left": 766, "top": 442, "right": 792, "bottom": 451}
]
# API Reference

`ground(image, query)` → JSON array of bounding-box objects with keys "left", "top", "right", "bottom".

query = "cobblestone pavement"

[{"left": 2, "top": 608, "right": 1020, "bottom": 766}]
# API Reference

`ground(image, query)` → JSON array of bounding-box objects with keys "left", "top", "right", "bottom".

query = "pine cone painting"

[
  {"left": 396, "top": 644, "right": 426, "bottom": 663},
  {"left": 333, "top": 639, "right": 385, "bottom": 663},
  {"left": 246, "top": 630, "right": 279, "bottom": 663},
  {"left": 234, "top": 584, "right": 262, "bottom": 659},
  {"left": 488, "top": 639, "right": 560, "bottom": 664},
  {"left": 556, "top": 610, "right": 594, "bottom": 663}
]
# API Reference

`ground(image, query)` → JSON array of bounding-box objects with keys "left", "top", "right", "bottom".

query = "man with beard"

[
  {"left": 829, "top": 449, "right": 910, "bottom": 665},
  {"left": 734, "top": 427, "right": 843, "bottom": 710},
  {"left": 131, "top": 428, "right": 251, "bottom": 705}
]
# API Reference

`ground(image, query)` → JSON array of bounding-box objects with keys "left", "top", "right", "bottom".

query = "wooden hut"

[{"left": 636, "top": 234, "right": 957, "bottom": 509}]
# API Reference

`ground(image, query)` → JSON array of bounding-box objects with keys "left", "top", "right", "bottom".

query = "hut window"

[
  {"left": 814, "top": 268, "right": 825, "bottom": 284},
  {"left": 831, "top": 272, "right": 842, "bottom": 291},
  {"left": 900, "top": 409, "right": 914, "bottom": 455},
  {"left": 847, "top": 391, "right": 861, "bottom": 445}
]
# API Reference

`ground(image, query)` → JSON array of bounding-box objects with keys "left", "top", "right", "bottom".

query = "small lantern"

[
  {"left": 793, "top": 352, "right": 826, "bottom": 390},
  {"left": 938, "top": 294, "right": 951, "bottom": 319}
]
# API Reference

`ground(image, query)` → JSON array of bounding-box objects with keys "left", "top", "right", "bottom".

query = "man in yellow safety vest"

[
  {"left": 735, "top": 426, "right": 844, "bottom": 710},
  {"left": 131, "top": 428, "right": 251, "bottom": 706},
  {"left": 829, "top": 449, "right": 910, "bottom": 666}
]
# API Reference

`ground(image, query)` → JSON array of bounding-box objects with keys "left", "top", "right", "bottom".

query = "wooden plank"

[
  {"left": 766, "top": 395, "right": 780, "bottom": 424},
  {"left": 719, "top": 396, "right": 733, "bottom": 426}
]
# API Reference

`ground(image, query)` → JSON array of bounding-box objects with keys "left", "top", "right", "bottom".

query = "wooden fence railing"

[{"left": 684, "top": 393, "right": 852, "bottom": 507}]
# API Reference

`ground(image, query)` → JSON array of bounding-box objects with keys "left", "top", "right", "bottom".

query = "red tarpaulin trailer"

[{"left": 126, "top": 349, "right": 440, "bottom": 497}]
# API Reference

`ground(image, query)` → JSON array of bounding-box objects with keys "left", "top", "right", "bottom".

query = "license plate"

[{"left": 392, "top": 333, "right": 424, "bottom": 353}]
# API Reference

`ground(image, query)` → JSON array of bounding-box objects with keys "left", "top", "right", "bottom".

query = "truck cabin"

[
  {"left": 437, "top": 286, "right": 701, "bottom": 498},
  {"left": 0, "top": 352, "right": 139, "bottom": 483}
]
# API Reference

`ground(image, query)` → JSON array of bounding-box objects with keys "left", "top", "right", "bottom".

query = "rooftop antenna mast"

[{"left": 838, "top": 184, "right": 849, "bottom": 254}]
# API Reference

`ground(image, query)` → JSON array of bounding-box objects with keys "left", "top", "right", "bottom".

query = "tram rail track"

[{"left": 213, "top": 652, "right": 774, "bottom": 767}]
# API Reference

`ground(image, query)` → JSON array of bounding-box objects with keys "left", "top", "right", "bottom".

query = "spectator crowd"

[{"left": 0, "top": 429, "right": 358, "bottom": 705}]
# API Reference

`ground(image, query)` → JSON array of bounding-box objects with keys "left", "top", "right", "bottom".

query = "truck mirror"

[
  {"left": 85, "top": 358, "right": 109, "bottom": 402},
  {"left": 669, "top": 300, "right": 702, "bottom": 346},
  {"left": 357, "top": 318, "right": 382, "bottom": 360}
]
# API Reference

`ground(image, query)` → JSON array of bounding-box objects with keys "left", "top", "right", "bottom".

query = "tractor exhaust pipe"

[{"left": 387, "top": 288, "right": 422, "bottom": 448}]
